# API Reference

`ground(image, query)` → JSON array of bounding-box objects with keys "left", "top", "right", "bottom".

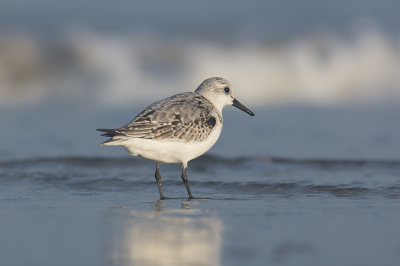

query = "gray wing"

[{"left": 97, "top": 92, "right": 218, "bottom": 142}]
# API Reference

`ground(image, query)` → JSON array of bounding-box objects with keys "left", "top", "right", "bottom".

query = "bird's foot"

[{"left": 159, "top": 196, "right": 173, "bottom": 200}]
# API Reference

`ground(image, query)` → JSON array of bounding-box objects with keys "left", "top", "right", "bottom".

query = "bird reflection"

[{"left": 108, "top": 204, "right": 223, "bottom": 266}]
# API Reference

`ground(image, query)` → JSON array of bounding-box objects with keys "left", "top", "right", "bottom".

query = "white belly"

[{"left": 113, "top": 124, "right": 222, "bottom": 164}]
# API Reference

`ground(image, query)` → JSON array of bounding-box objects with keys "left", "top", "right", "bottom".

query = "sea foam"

[{"left": 1, "top": 29, "right": 399, "bottom": 107}]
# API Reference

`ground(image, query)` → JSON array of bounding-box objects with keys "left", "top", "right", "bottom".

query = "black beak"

[{"left": 232, "top": 98, "right": 255, "bottom": 116}]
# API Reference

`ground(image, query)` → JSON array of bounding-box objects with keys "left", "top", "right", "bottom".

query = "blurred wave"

[{"left": 1, "top": 27, "right": 400, "bottom": 107}]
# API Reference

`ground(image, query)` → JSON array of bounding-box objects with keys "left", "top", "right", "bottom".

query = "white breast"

[{"left": 120, "top": 123, "right": 223, "bottom": 164}]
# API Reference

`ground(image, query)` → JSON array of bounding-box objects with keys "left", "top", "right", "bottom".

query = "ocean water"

[
  {"left": 1, "top": 106, "right": 400, "bottom": 266},
  {"left": 1, "top": 1, "right": 400, "bottom": 108},
  {"left": 1, "top": 1, "right": 400, "bottom": 265}
]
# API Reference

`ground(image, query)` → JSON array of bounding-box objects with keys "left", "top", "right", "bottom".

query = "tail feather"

[
  {"left": 99, "top": 136, "right": 128, "bottom": 146},
  {"left": 101, "top": 133, "right": 116, "bottom": 137},
  {"left": 97, "top": 128, "right": 118, "bottom": 134},
  {"left": 98, "top": 128, "right": 121, "bottom": 146}
]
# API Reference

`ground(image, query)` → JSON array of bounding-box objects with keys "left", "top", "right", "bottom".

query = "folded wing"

[{"left": 97, "top": 92, "right": 218, "bottom": 144}]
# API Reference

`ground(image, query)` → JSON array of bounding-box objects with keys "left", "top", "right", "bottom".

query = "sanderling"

[{"left": 97, "top": 77, "right": 254, "bottom": 199}]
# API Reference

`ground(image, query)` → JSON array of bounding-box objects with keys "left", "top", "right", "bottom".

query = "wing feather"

[{"left": 97, "top": 92, "right": 219, "bottom": 142}]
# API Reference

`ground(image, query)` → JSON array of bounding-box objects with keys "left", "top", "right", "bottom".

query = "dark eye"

[{"left": 224, "top": 87, "right": 230, "bottom": 93}]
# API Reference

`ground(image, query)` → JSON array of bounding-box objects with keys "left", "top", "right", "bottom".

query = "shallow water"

[
  {"left": 1, "top": 106, "right": 400, "bottom": 265},
  {"left": 1, "top": 156, "right": 400, "bottom": 266}
]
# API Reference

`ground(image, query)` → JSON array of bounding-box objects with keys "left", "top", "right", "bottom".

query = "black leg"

[
  {"left": 155, "top": 163, "right": 164, "bottom": 200},
  {"left": 181, "top": 162, "right": 194, "bottom": 199}
]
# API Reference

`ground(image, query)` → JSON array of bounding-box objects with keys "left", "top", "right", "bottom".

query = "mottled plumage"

[
  {"left": 98, "top": 92, "right": 221, "bottom": 144},
  {"left": 97, "top": 77, "right": 254, "bottom": 199}
]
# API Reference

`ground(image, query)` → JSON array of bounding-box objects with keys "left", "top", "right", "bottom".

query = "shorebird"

[{"left": 97, "top": 77, "right": 254, "bottom": 199}]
